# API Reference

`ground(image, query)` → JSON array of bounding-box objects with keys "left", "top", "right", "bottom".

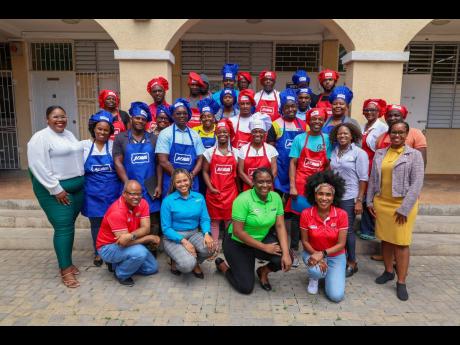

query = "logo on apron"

[
  {"left": 91, "top": 164, "right": 112, "bottom": 172},
  {"left": 215, "top": 164, "right": 233, "bottom": 175},
  {"left": 131, "top": 152, "right": 150, "bottom": 164},
  {"left": 285, "top": 139, "right": 293, "bottom": 149},
  {"left": 174, "top": 153, "right": 192, "bottom": 165},
  {"left": 248, "top": 167, "right": 257, "bottom": 177},
  {"left": 260, "top": 106, "right": 274, "bottom": 115},
  {"left": 303, "top": 158, "right": 321, "bottom": 169},
  {"left": 114, "top": 128, "right": 120, "bottom": 135}
]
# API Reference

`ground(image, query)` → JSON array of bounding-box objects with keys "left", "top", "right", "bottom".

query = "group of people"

[{"left": 27, "top": 63, "right": 426, "bottom": 303}]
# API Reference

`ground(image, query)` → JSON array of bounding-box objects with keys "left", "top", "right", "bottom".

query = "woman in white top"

[
  {"left": 28, "top": 106, "right": 85, "bottom": 288},
  {"left": 238, "top": 113, "right": 278, "bottom": 191}
]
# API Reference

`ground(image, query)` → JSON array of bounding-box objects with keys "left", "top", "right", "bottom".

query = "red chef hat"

[
  {"left": 146, "top": 76, "right": 169, "bottom": 94},
  {"left": 238, "top": 89, "right": 256, "bottom": 106},
  {"left": 98, "top": 89, "right": 119, "bottom": 109},
  {"left": 188, "top": 72, "right": 206, "bottom": 88},
  {"left": 258, "top": 70, "right": 277, "bottom": 83},
  {"left": 237, "top": 72, "right": 253, "bottom": 84},
  {"left": 385, "top": 104, "right": 408, "bottom": 119},
  {"left": 363, "top": 99, "right": 387, "bottom": 117},
  {"left": 305, "top": 107, "right": 328, "bottom": 125},
  {"left": 318, "top": 69, "right": 340, "bottom": 83}
]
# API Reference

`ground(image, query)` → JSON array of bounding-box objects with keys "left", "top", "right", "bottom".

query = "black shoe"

[
  {"left": 396, "top": 282, "right": 409, "bottom": 301},
  {"left": 116, "top": 276, "right": 135, "bottom": 287},
  {"left": 93, "top": 256, "right": 103, "bottom": 267},
  {"left": 106, "top": 262, "right": 114, "bottom": 273},
  {"left": 345, "top": 263, "right": 358, "bottom": 278},
  {"left": 170, "top": 267, "right": 181, "bottom": 276},
  {"left": 256, "top": 267, "right": 272, "bottom": 291},
  {"left": 192, "top": 270, "right": 204, "bottom": 279},
  {"left": 375, "top": 270, "right": 395, "bottom": 284},
  {"left": 215, "top": 257, "right": 225, "bottom": 273}
]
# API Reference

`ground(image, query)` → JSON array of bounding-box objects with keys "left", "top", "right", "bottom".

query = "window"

[
  {"left": 30, "top": 42, "right": 73, "bottom": 71},
  {"left": 275, "top": 43, "right": 320, "bottom": 72},
  {"left": 0, "top": 43, "right": 12, "bottom": 70}
]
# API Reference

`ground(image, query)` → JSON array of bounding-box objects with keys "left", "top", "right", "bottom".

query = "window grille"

[
  {"left": 275, "top": 43, "right": 320, "bottom": 72},
  {"left": 31, "top": 42, "right": 73, "bottom": 71}
]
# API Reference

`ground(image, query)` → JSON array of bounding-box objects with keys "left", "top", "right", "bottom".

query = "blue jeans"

[
  {"left": 99, "top": 243, "right": 158, "bottom": 280},
  {"left": 360, "top": 202, "right": 375, "bottom": 236},
  {"left": 339, "top": 199, "right": 356, "bottom": 262},
  {"left": 302, "top": 251, "right": 346, "bottom": 303}
]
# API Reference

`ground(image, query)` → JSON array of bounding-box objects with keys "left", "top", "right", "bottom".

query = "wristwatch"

[
  {"left": 322, "top": 250, "right": 328, "bottom": 258},
  {"left": 356, "top": 197, "right": 363, "bottom": 202},
  {"left": 131, "top": 233, "right": 137, "bottom": 241}
]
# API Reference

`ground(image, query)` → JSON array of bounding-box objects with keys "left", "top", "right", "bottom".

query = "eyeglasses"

[
  {"left": 157, "top": 117, "right": 170, "bottom": 122},
  {"left": 363, "top": 108, "right": 378, "bottom": 112},
  {"left": 50, "top": 115, "right": 67, "bottom": 120},
  {"left": 124, "top": 191, "right": 142, "bottom": 197},
  {"left": 390, "top": 131, "right": 407, "bottom": 136}
]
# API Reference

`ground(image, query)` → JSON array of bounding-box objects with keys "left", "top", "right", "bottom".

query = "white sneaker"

[
  {"left": 307, "top": 279, "right": 319, "bottom": 295},
  {"left": 289, "top": 249, "right": 300, "bottom": 268}
]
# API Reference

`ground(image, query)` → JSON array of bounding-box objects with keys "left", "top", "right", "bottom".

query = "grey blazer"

[{"left": 366, "top": 145, "right": 424, "bottom": 217}]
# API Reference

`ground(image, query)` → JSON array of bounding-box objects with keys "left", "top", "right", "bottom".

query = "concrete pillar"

[{"left": 321, "top": 40, "right": 339, "bottom": 71}]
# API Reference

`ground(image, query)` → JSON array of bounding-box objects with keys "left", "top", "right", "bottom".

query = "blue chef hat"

[
  {"left": 169, "top": 98, "right": 192, "bottom": 121},
  {"left": 221, "top": 63, "right": 239, "bottom": 81},
  {"left": 89, "top": 110, "right": 114, "bottom": 124},
  {"left": 156, "top": 104, "right": 172, "bottom": 122},
  {"left": 197, "top": 98, "right": 220, "bottom": 115},
  {"left": 328, "top": 85, "right": 353, "bottom": 105},
  {"left": 292, "top": 70, "right": 310, "bottom": 85},
  {"left": 297, "top": 87, "right": 313, "bottom": 97},
  {"left": 279, "top": 88, "right": 298, "bottom": 116},
  {"left": 220, "top": 87, "right": 237, "bottom": 106},
  {"left": 129, "top": 102, "right": 152, "bottom": 122}
]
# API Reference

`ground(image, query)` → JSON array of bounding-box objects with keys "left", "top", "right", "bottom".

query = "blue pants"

[
  {"left": 339, "top": 199, "right": 357, "bottom": 262},
  {"left": 302, "top": 251, "right": 346, "bottom": 303},
  {"left": 99, "top": 243, "right": 158, "bottom": 280},
  {"left": 360, "top": 202, "right": 375, "bottom": 236}
]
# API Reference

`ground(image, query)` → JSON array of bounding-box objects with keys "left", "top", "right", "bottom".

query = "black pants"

[
  {"left": 222, "top": 231, "right": 282, "bottom": 295},
  {"left": 89, "top": 217, "right": 103, "bottom": 255},
  {"left": 274, "top": 189, "right": 299, "bottom": 250}
]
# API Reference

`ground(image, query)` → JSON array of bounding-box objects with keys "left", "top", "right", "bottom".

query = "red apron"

[
  {"left": 315, "top": 93, "right": 332, "bottom": 109},
  {"left": 231, "top": 116, "right": 253, "bottom": 149},
  {"left": 109, "top": 112, "right": 126, "bottom": 141},
  {"left": 285, "top": 133, "right": 328, "bottom": 214},
  {"left": 242, "top": 143, "right": 271, "bottom": 191},
  {"left": 256, "top": 90, "right": 280, "bottom": 121},
  {"left": 376, "top": 132, "right": 391, "bottom": 150},
  {"left": 362, "top": 128, "right": 376, "bottom": 176},
  {"left": 187, "top": 96, "right": 203, "bottom": 128},
  {"left": 206, "top": 147, "right": 238, "bottom": 220}
]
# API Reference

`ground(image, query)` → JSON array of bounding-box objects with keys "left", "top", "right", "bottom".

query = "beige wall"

[
  {"left": 425, "top": 129, "right": 460, "bottom": 174},
  {"left": 321, "top": 40, "right": 339, "bottom": 71},
  {"left": 171, "top": 42, "right": 182, "bottom": 101},
  {"left": 11, "top": 42, "right": 32, "bottom": 170}
]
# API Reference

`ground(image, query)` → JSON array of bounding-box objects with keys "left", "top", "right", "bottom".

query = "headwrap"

[
  {"left": 249, "top": 112, "right": 272, "bottom": 132},
  {"left": 238, "top": 89, "right": 256, "bottom": 106},
  {"left": 279, "top": 88, "right": 298, "bottom": 116},
  {"left": 297, "top": 87, "right": 313, "bottom": 96},
  {"left": 216, "top": 120, "right": 231, "bottom": 133},
  {"left": 318, "top": 69, "right": 340, "bottom": 83},
  {"left": 220, "top": 88, "right": 237, "bottom": 106},
  {"left": 363, "top": 99, "right": 387, "bottom": 118},
  {"left": 221, "top": 63, "right": 239, "bottom": 81},
  {"left": 197, "top": 98, "right": 220, "bottom": 115},
  {"left": 89, "top": 110, "right": 113, "bottom": 125},
  {"left": 258, "top": 70, "right": 277, "bottom": 83},
  {"left": 128, "top": 101, "right": 152, "bottom": 122},
  {"left": 98, "top": 89, "right": 119, "bottom": 109},
  {"left": 146, "top": 76, "right": 169, "bottom": 94},
  {"left": 305, "top": 108, "right": 328, "bottom": 124},
  {"left": 237, "top": 72, "right": 252, "bottom": 84},
  {"left": 156, "top": 104, "right": 172, "bottom": 122},
  {"left": 188, "top": 72, "right": 206, "bottom": 88},
  {"left": 385, "top": 104, "right": 408, "bottom": 119},
  {"left": 169, "top": 98, "right": 193, "bottom": 121},
  {"left": 328, "top": 85, "right": 353, "bottom": 105},
  {"left": 200, "top": 73, "right": 210, "bottom": 86},
  {"left": 292, "top": 70, "right": 310, "bottom": 85}
]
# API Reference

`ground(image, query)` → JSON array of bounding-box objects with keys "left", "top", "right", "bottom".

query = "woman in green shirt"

[{"left": 215, "top": 167, "right": 292, "bottom": 293}]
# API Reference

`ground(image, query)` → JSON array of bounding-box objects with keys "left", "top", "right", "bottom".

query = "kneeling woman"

[
  {"left": 215, "top": 168, "right": 292, "bottom": 294},
  {"left": 161, "top": 168, "right": 215, "bottom": 278},
  {"left": 300, "top": 170, "right": 348, "bottom": 302}
]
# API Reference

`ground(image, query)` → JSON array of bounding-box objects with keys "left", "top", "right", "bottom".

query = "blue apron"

[
  {"left": 162, "top": 124, "right": 199, "bottom": 198},
  {"left": 274, "top": 119, "right": 305, "bottom": 193},
  {"left": 123, "top": 130, "right": 160, "bottom": 213},
  {"left": 82, "top": 141, "right": 122, "bottom": 217}
]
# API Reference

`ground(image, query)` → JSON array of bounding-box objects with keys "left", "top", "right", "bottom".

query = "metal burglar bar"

[{"left": 30, "top": 42, "right": 73, "bottom": 71}]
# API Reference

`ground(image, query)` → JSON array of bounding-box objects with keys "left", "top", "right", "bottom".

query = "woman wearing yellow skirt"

[{"left": 367, "top": 120, "right": 424, "bottom": 301}]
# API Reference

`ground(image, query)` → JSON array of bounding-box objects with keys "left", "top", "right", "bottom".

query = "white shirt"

[
  {"left": 28, "top": 127, "right": 84, "bottom": 195},
  {"left": 254, "top": 89, "right": 281, "bottom": 105},
  {"left": 238, "top": 142, "right": 279, "bottom": 160},
  {"left": 361, "top": 120, "right": 388, "bottom": 152},
  {"left": 81, "top": 139, "right": 114, "bottom": 162},
  {"left": 229, "top": 115, "right": 253, "bottom": 134},
  {"left": 203, "top": 145, "right": 239, "bottom": 163}
]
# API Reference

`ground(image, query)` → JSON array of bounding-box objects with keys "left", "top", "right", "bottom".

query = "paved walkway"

[{"left": 0, "top": 250, "right": 459, "bottom": 326}]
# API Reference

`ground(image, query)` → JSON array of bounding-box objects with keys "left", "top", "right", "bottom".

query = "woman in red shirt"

[{"left": 300, "top": 170, "right": 348, "bottom": 302}]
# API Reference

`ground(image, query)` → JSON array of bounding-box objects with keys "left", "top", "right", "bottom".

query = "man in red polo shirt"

[{"left": 96, "top": 180, "right": 160, "bottom": 286}]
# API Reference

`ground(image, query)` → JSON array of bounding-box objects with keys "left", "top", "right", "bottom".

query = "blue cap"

[
  {"left": 292, "top": 70, "right": 310, "bottom": 85},
  {"left": 220, "top": 88, "right": 237, "bottom": 106},
  {"left": 279, "top": 88, "right": 298, "bottom": 116},
  {"left": 328, "top": 85, "right": 353, "bottom": 105},
  {"left": 221, "top": 63, "right": 239, "bottom": 81},
  {"left": 129, "top": 101, "right": 152, "bottom": 122},
  {"left": 156, "top": 104, "right": 172, "bottom": 122},
  {"left": 169, "top": 98, "right": 192, "bottom": 121},
  {"left": 197, "top": 98, "right": 220, "bottom": 115},
  {"left": 89, "top": 110, "right": 113, "bottom": 124},
  {"left": 297, "top": 87, "right": 313, "bottom": 96}
]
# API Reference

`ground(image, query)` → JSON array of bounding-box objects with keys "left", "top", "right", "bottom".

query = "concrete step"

[{"left": 0, "top": 209, "right": 90, "bottom": 229}]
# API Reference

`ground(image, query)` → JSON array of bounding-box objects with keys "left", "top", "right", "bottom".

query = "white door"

[
  {"left": 30, "top": 71, "right": 79, "bottom": 137},
  {"left": 401, "top": 74, "right": 432, "bottom": 131}
]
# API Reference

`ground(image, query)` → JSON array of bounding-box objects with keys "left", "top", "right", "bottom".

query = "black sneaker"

[
  {"left": 375, "top": 270, "right": 395, "bottom": 284},
  {"left": 396, "top": 282, "right": 409, "bottom": 301},
  {"left": 106, "top": 262, "right": 114, "bottom": 273},
  {"left": 116, "top": 276, "right": 135, "bottom": 287}
]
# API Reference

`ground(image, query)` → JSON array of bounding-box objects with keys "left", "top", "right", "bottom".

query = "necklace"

[{"left": 337, "top": 144, "right": 350, "bottom": 158}]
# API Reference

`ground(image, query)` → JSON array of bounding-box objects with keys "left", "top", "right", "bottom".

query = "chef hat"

[
  {"left": 385, "top": 104, "right": 408, "bottom": 119},
  {"left": 292, "top": 70, "right": 311, "bottom": 85},
  {"left": 220, "top": 88, "right": 237, "bottom": 106},
  {"left": 146, "top": 76, "right": 169, "bottom": 94},
  {"left": 258, "top": 70, "right": 277, "bottom": 83},
  {"left": 363, "top": 99, "right": 387, "bottom": 118},
  {"left": 156, "top": 104, "right": 172, "bottom": 122},
  {"left": 89, "top": 110, "right": 114, "bottom": 125},
  {"left": 249, "top": 112, "right": 272, "bottom": 132},
  {"left": 328, "top": 85, "right": 353, "bottom": 105},
  {"left": 279, "top": 88, "right": 298, "bottom": 116},
  {"left": 197, "top": 98, "right": 220, "bottom": 115},
  {"left": 238, "top": 89, "right": 256, "bottom": 106},
  {"left": 216, "top": 120, "right": 231, "bottom": 133},
  {"left": 129, "top": 102, "right": 152, "bottom": 122},
  {"left": 318, "top": 69, "right": 340, "bottom": 83},
  {"left": 305, "top": 108, "right": 328, "bottom": 125},
  {"left": 188, "top": 72, "right": 206, "bottom": 88},
  {"left": 297, "top": 87, "right": 313, "bottom": 97},
  {"left": 169, "top": 98, "right": 193, "bottom": 121},
  {"left": 98, "top": 89, "right": 119, "bottom": 109},
  {"left": 237, "top": 72, "right": 252, "bottom": 84},
  {"left": 221, "top": 63, "right": 239, "bottom": 81}
]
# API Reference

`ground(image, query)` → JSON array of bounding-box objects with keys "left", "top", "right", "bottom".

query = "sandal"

[
  {"left": 70, "top": 265, "right": 80, "bottom": 275},
  {"left": 61, "top": 272, "right": 80, "bottom": 288}
]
